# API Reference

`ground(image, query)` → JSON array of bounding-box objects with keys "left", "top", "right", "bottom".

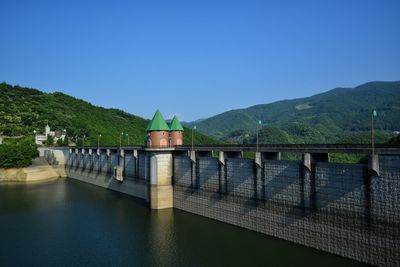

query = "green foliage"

[
  {"left": 281, "top": 123, "right": 325, "bottom": 143},
  {"left": 0, "top": 83, "right": 219, "bottom": 146},
  {"left": 336, "top": 131, "right": 394, "bottom": 144},
  {"left": 189, "top": 81, "right": 400, "bottom": 143},
  {"left": 242, "top": 151, "right": 254, "bottom": 160},
  {"left": 0, "top": 137, "right": 38, "bottom": 168},
  {"left": 256, "top": 126, "right": 292, "bottom": 144},
  {"left": 329, "top": 154, "right": 368, "bottom": 164},
  {"left": 62, "top": 134, "right": 70, "bottom": 146},
  {"left": 45, "top": 134, "right": 54, "bottom": 145},
  {"left": 183, "top": 128, "right": 223, "bottom": 145},
  {"left": 56, "top": 138, "right": 64, "bottom": 146},
  {"left": 281, "top": 153, "right": 301, "bottom": 161},
  {"left": 387, "top": 134, "right": 400, "bottom": 144}
]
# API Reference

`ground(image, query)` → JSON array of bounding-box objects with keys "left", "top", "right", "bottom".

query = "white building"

[{"left": 34, "top": 125, "right": 66, "bottom": 145}]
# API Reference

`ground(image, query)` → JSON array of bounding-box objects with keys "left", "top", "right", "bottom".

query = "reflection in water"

[
  {"left": 0, "top": 179, "right": 368, "bottom": 267},
  {"left": 147, "top": 209, "right": 176, "bottom": 266},
  {"left": 0, "top": 179, "right": 67, "bottom": 214}
]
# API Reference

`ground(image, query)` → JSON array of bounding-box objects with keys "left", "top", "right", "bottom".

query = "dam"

[{"left": 43, "top": 144, "right": 400, "bottom": 267}]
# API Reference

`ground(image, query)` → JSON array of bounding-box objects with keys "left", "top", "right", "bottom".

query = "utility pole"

[
  {"left": 63, "top": 129, "right": 67, "bottom": 146},
  {"left": 98, "top": 134, "right": 101, "bottom": 149},
  {"left": 120, "top": 132, "right": 124, "bottom": 149},
  {"left": 371, "top": 110, "right": 377, "bottom": 155},
  {"left": 257, "top": 120, "right": 261, "bottom": 152},
  {"left": 192, "top": 126, "right": 196, "bottom": 150}
]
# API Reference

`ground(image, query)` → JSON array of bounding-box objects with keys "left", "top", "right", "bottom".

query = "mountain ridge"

[{"left": 186, "top": 81, "right": 400, "bottom": 143}]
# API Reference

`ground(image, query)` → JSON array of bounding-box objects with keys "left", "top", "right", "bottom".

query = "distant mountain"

[
  {"left": 181, "top": 118, "right": 205, "bottom": 127},
  {"left": 187, "top": 81, "right": 400, "bottom": 143},
  {"left": 0, "top": 83, "right": 221, "bottom": 146}
]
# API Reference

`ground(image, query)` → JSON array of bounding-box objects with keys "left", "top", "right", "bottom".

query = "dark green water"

[{"left": 0, "top": 179, "right": 368, "bottom": 267}]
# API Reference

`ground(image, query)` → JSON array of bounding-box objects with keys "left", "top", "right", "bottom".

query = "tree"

[
  {"left": 63, "top": 134, "right": 70, "bottom": 146},
  {"left": 336, "top": 131, "right": 394, "bottom": 144},
  {"left": 0, "top": 137, "right": 38, "bottom": 168},
  {"left": 387, "top": 134, "right": 400, "bottom": 144},
  {"left": 45, "top": 134, "right": 54, "bottom": 145},
  {"left": 258, "top": 127, "right": 293, "bottom": 144},
  {"left": 56, "top": 138, "right": 64, "bottom": 146}
]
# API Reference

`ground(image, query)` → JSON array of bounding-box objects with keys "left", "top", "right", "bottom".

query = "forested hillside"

[
  {"left": 0, "top": 83, "right": 220, "bottom": 146},
  {"left": 188, "top": 81, "right": 400, "bottom": 144}
]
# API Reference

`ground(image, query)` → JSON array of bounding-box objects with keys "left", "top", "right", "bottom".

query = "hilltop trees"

[
  {"left": 0, "top": 82, "right": 219, "bottom": 146},
  {"left": 188, "top": 81, "right": 400, "bottom": 142}
]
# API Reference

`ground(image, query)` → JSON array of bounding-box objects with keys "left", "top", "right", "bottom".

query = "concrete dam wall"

[
  {"left": 65, "top": 150, "right": 148, "bottom": 201},
  {"left": 173, "top": 155, "right": 399, "bottom": 267},
  {"left": 43, "top": 147, "right": 400, "bottom": 266}
]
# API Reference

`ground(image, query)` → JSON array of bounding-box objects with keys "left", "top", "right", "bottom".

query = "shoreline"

[{"left": 0, "top": 157, "right": 61, "bottom": 183}]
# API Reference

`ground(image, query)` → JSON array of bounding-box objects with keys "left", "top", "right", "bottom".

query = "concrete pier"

[{"left": 149, "top": 150, "right": 174, "bottom": 209}]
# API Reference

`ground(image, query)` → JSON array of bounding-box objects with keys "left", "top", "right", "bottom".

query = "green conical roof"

[
  {"left": 169, "top": 116, "right": 184, "bottom": 131},
  {"left": 146, "top": 110, "right": 170, "bottom": 131}
]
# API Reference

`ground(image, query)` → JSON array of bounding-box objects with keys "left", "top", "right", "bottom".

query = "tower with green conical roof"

[
  {"left": 146, "top": 110, "right": 170, "bottom": 147},
  {"left": 169, "top": 115, "right": 184, "bottom": 146},
  {"left": 146, "top": 110, "right": 170, "bottom": 131},
  {"left": 169, "top": 116, "right": 184, "bottom": 131}
]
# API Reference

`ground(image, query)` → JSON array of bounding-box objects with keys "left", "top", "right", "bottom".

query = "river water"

[{"left": 0, "top": 179, "right": 368, "bottom": 267}]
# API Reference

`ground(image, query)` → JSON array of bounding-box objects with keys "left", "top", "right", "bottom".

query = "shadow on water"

[{"left": 0, "top": 179, "right": 369, "bottom": 267}]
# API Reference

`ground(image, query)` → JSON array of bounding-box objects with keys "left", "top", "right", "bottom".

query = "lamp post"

[
  {"left": 126, "top": 133, "right": 129, "bottom": 146},
  {"left": 63, "top": 129, "right": 66, "bottom": 146},
  {"left": 120, "top": 132, "right": 124, "bottom": 149},
  {"left": 82, "top": 135, "right": 86, "bottom": 150},
  {"left": 33, "top": 130, "right": 37, "bottom": 144},
  {"left": 192, "top": 126, "right": 196, "bottom": 150},
  {"left": 98, "top": 134, "right": 101, "bottom": 149},
  {"left": 371, "top": 110, "right": 377, "bottom": 155},
  {"left": 257, "top": 120, "right": 261, "bottom": 152}
]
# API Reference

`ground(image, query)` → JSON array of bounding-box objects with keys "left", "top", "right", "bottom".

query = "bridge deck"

[{"left": 64, "top": 144, "right": 400, "bottom": 154}]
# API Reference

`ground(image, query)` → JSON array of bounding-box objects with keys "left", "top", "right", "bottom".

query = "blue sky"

[{"left": 1, "top": 0, "right": 399, "bottom": 121}]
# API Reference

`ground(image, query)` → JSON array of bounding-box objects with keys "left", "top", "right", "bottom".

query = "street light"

[
  {"left": 120, "top": 132, "right": 124, "bottom": 148},
  {"left": 257, "top": 120, "right": 261, "bottom": 152},
  {"left": 98, "top": 134, "right": 101, "bottom": 149},
  {"left": 192, "top": 126, "right": 196, "bottom": 150},
  {"left": 371, "top": 110, "right": 377, "bottom": 155},
  {"left": 82, "top": 134, "right": 86, "bottom": 149},
  {"left": 33, "top": 130, "right": 37, "bottom": 144},
  {"left": 63, "top": 129, "right": 67, "bottom": 146},
  {"left": 126, "top": 133, "right": 129, "bottom": 146}
]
